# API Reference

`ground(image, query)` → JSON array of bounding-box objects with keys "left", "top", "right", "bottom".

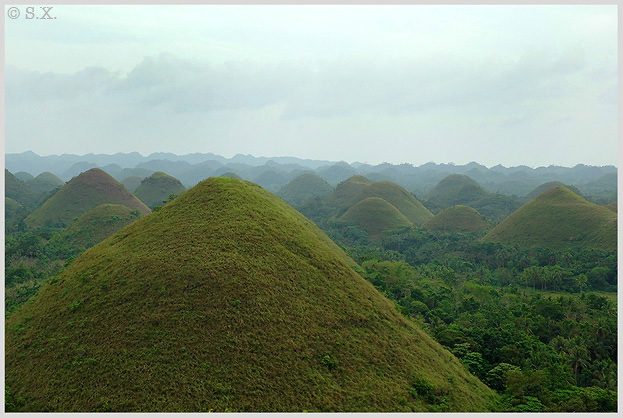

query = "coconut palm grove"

[{"left": 4, "top": 152, "right": 617, "bottom": 412}]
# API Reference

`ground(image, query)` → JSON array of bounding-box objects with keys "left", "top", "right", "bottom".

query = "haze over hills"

[
  {"left": 24, "top": 168, "right": 151, "bottom": 229},
  {"left": 5, "top": 177, "right": 496, "bottom": 412},
  {"left": 277, "top": 173, "right": 333, "bottom": 208},
  {"left": 424, "top": 174, "right": 521, "bottom": 222},
  {"left": 423, "top": 205, "right": 491, "bottom": 233},
  {"left": 133, "top": 172, "right": 187, "bottom": 209},
  {"left": 6, "top": 151, "right": 616, "bottom": 205},
  {"left": 483, "top": 186, "right": 617, "bottom": 251}
]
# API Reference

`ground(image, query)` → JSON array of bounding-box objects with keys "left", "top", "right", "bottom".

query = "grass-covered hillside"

[
  {"left": 350, "top": 181, "right": 433, "bottom": 226},
  {"left": 523, "top": 181, "right": 582, "bottom": 202},
  {"left": 5, "top": 169, "right": 39, "bottom": 209},
  {"left": 424, "top": 174, "right": 520, "bottom": 222},
  {"left": 278, "top": 173, "right": 333, "bottom": 207},
  {"left": 423, "top": 205, "right": 491, "bottom": 233},
  {"left": 6, "top": 177, "right": 497, "bottom": 412},
  {"left": 49, "top": 204, "right": 143, "bottom": 250},
  {"left": 24, "top": 168, "right": 150, "bottom": 229},
  {"left": 339, "top": 197, "right": 413, "bottom": 241},
  {"left": 133, "top": 171, "right": 187, "bottom": 209},
  {"left": 26, "top": 172, "right": 65, "bottom": 195},
  {"left": 483, "top": 186, "right": 616, "bottom": 251},
  {"left": 425, "top": 174, "right": 488, "bottom": 207},
  {"left": 328, "top": 175, "right": 373, "bottom": 210},
  {"left": 121, "top": 175, "right": 144, "bottom": 193}
]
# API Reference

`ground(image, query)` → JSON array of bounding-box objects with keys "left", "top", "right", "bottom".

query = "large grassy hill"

[
  {"left": 133, "top": 171, "right": 187, "bottom": 209},
  {"left": 278, "top": 173, "right": 333, "bottom": 207},
  {"left": 24, "top": 168, "right": 150, "bottom": 229},
  {"left": 424, "top": 205, "right": 491, "bottom": 233},
  {"left": 339, "top": 197, "right": 413, "bottom": 241},
  {"left": 49, "top": 204, "right": 143, "bottom": 250},
  {"left": 483, "top": 186, "right": 616, "bottom": 251},
  {"left": 6, "top": 177, "right": 497, "bottom": 412},
  {"left": 328, "top": 175, "right": 373, "bottom": 209}
]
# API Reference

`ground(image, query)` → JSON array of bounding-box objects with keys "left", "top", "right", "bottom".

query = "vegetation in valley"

[{"left": 4, "top": 158, "right": 617, "bottom": 413}]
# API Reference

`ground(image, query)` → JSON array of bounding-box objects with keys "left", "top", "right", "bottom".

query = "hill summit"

[
  {"left": 483, "top": 186, "right": 616, "bottom": 251},
  {"left": 6, "top": 177, "right": 495, "bottom": 412},
  {"left": 424, "top": 205, "right": 491, "bottom": 233},
  {"left": 133, "top": 171, "right": 187, "bottom": 209},
  {"left": 24, "top": 168, "right": 150, "bottom": 229}
]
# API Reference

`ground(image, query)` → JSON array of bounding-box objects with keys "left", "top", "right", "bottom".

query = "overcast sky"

[{"left": 4, "top": 4, "right": 618, "bottom": 167}]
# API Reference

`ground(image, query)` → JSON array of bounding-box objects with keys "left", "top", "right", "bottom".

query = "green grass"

[
  {"left": 339, "top": 197, "right": 413, "bottom": 241},
  {"left": 5, "top": 169, "right": 39, "bottom": 209},
  {"left": 425, "top": 174, "right": 488, "bottom": 208},
  {"left": 26, "top": 172, "right": 64, "bottom": 195},
  {"left": 349, "top": 181, "right": 433, "bottom": 226},
  {"left": 49, "top": 204, "right": 143, "bottom": 250},
  {"left": 424, "top": 205, "right": 491, "bottom": 232},
  {"left": 24, "top": 168, "right": 150, "bottom": 229},
  {"left": 327, "top": 175, "right": 373, "bottom": 209},
  {"left": 483, "top": 186, "right": 616, "bottom": 251},
  {"left": 133, "top": 172, "right": 187, "bottom": 209},
  {"left": 524, "top": 181, "right": 582, "bottom": 202},
  {"left": 6, "top": 177, "right": 497, "bottom": 412},
  {"left": 278, "top": 173, "right": 333, "bottom": 207}
]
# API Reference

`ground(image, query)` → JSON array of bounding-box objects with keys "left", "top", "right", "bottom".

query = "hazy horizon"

[{"left": 5, "top": 4, "right": 618, "bottom": 168}]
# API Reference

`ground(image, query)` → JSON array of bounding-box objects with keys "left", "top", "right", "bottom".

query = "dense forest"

[{"left": 4, "top": 155, "right": 617, "bottom": 412}]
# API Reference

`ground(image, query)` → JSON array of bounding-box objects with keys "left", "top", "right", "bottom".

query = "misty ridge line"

[{"left": 6, "top": 150, "right": 617, "bottom": 171}]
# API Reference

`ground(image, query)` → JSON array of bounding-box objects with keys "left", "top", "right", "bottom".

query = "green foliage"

[{"left": 5, "top": 177, "right": 496, "bottom": 412}]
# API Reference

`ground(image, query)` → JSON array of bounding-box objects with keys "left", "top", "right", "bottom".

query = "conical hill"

[
  {"left": 49, "top": 204, "right": 143, "bottom": 250},
  {"left": 483, "top": 186, "right": 616, "bottom": 251},
  {"left": 524, "top": 181, "right": 582, "bottom": 202},
  {"left": 5, "top": 169, "right": 39, "bottom": 209},
  {"left": 424, "top": 205, "right": 491, "bottom": 233},
  {"left": 27, "top": 172, "right": 65, "bottom": 195},
  {"left": 350, "top": 181, "right": 433, "bottom": 226},
  {"left": 134, "top": 171, "right": 187, "bottom": 209},
  {"left": 24, "top": 168, "right": 150, "bottom": 229},
  {"left": 425, "top": 174, "right": 487, "bottom": 207},
  {"left": 339, "top": 197, "right": 413, "bottom": 241},
  {"left": 328, "top": 175, "right": 373, "bottom": 209},
  {"left": 6, "top": 177, "right": 496, "bottom": 412},
  {"left": 278, "top": 173, "right": 333, "bottom": 207}
]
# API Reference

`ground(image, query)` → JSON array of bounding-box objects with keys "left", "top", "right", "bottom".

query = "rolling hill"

[
  {"left": 6, "top": 177, "right": 496, "bottom": 412},
  {"left": 339, "top": 197, "right": 413, "bottom": 241},
  {"left": 423, "top": 205, "right": 491, "bottom": 233},
  {"left": 121, "top": 175, "right": 144, "bottom": 193},
  {"left": 328, "top": 175, "right": 373, "bottom": 209},
  {"left": 483, "top": 186, "right": 616, "bottom": 251},
  {"left": 49, "top": 204, "right": 143, "bottom": 250},
  {"left": 133, "top": 172, "right": 187, "bottom": 209},
  {"left": 26, "top": 172, "right": 65, "bottom": 195},
  {"left": 350, "top": 181, "right": 433, "bottom": 226},
  {"left": 523, "top": 181, "right": 582, "bottom": 202},
  {"left": 278, "top": 173, "right": 333, "bottom": 207},
  {"left": 24, "top": 168, "right": 150, "bottom": 229},
  {"left": 5, "top": 169, "right": 39, "bottom": 209},
  {"left": 425, "top": 174, "right": 520, "bottom": 222}
]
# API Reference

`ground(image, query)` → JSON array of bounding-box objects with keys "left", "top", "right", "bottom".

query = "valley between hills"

[{"left": 4, "top": 152, "right": 617, "bottom": 412}]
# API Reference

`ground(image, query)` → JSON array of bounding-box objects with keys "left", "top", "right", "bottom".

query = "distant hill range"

[
  {"left": 6, "top": 151, "right": 616, "bottom": 205},
  {"left": 6, "top": 177, "right": 496, "bottom": 412},
  {"left": 483, "top": 186, "right": 617, "bottom": 251}
]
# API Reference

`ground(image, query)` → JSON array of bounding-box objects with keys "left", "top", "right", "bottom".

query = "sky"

[{"left": 4, "top": 4, "right": 619, "bottom": 167}]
